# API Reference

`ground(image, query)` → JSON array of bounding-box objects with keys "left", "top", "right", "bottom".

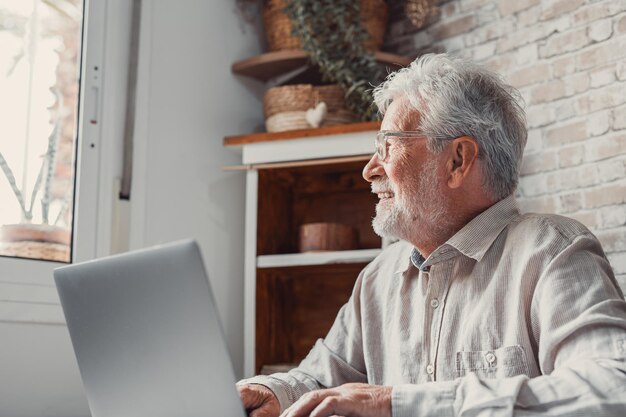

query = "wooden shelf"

[
  {"left": 257, "top": 248, "right": 382, "bottom": 268},
  {"left": 232, "top": 50, "right": 411, "bottom": 83},
  {"left": 224, "top": 121, "right": 380, "bottom": 147}
]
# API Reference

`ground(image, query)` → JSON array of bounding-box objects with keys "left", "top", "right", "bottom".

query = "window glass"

[{"left": 0, "top": 0, "right": 83, "bottom": 262}]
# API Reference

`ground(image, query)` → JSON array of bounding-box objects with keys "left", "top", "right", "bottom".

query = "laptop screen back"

[{"left": 54, "top": 240, "right": 246, "bottom": 417}]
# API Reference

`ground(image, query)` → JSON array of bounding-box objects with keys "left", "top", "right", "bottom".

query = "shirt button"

[
  {"left": 430, "top": 299, "right": 440, "bottom": 309},
  {"left": 485, "top": 352, "right": 496, "bottom": 364},
  {"left": 426, "top": 364, "right": 434, "bottom": 375}
]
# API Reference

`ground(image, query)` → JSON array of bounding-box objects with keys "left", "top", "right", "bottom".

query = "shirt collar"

[
  {"left": 446, "top": 194, "right": 520, "bottom": 262},
  {"left": 406, "top": 195, "right": 520, "bottom": 272}
]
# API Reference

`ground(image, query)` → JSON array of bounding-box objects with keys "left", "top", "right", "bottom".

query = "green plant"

[{"left": 284, "top": 0, "right": 386, "bottom": 121}]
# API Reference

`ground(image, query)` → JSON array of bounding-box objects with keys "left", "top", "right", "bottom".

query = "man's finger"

[
  {"left": 309, "top": 396, "right": 344, "bottom": 417},
  {"left": 250, "top": 409, "right": 275, "bottom": 417},
  {"left": 281, "top": 390, "right": 334, "bottom": 417}
]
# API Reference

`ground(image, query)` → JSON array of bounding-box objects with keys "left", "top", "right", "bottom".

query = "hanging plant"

[{"left": 284, "top": 0, "right": 387, "bottom": 121}]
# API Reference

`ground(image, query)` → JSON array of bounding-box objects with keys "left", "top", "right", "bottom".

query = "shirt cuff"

[
  {"left": 237, "top": 375, "right": 291, "bottom": 413},
  {"left": 392, "top": 381, "right": 457, "bottom": 417}
]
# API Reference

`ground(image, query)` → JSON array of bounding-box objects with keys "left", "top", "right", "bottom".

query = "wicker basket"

[
  {"left": 263, "top": 0, "right": 389, "bottom": 52},
  {"left": 263, "top": 84, "right": 357, "bottom": 132}
]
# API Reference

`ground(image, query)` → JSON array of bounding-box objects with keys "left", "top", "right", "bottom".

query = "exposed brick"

[
  {"left": 540, "top": 0, "right": 584, "bottom": 21},
  {"left": 576, "top": 82, "right": 626, "bottom": 113},
  {"left": 539, "top": 28, "right": 590, "bottom": 58},
  {"left": 555, "top": 99, "right": 576, "bottom": 121},
  {"left": 483, "top": 51, "right": 515, "bottom": 73},
  {"left": 599, "top": 205, "right": 626, "bottom": 229},
  {"left": 527, "top": 104, "right": 556, "bottom": 127},
  {"left": 525, "top": 128, "right": 543, "bottom": 153},
  {"left": 559, "top": 167, "right": 581, "bottom": 190},
  {"left": 618, "top": 14, "right": 626, "bottom": 34},
  {"left": 530, "top": 79, "right": 567, "bottom": 104},
  {"left": 497, "top": 0, "right": 540, "bottom": 16},
  {"left": 430, "top": 15, "right": 476, "bottom": 41},
  {"left": 596, "top": 227, "right": 626, "bottom": 252},
  {"left": 521, "top": 151, "right": 558, "bottom": 175},
  {"left": 563, "top": 72, "right": 590, "bottom": 97},
  {"left": 598, "top": 158, "right": 626, "bottom": 182},
  {"left": 618, "top": 61, "right": 626, "bottom": 81},
  {"left": 584, "top": 133, "right": 626, "bottom": 162},
  {"left": 412, "top": 31, "right": 434, "bottom": 49},
  {"left": 614, "top": 104, "right": 626, "bottom": 130},
  {"left": 588, "top": 110, "right": 612, "bottom": 136},
  {"left": 572, "top": 0, "right": 624, "bottom": 26},
  {"left": 584, "top": 182, "right": 626, "bottom": 208},
  {"left": 476, "top": 4, "right": 499, "bottom": 25},
  {"left": 569, "top": 210, "right": 600, "bottom": 230},
  {"left": 497, "top": 20, "right": 569, "bottom": 53},
  {"left": 575, "top": 37, "right": 626, "bottom": 71},
  {"left": 459, "top": 0, "right": 492, "bottom": 12},
  {"left": 464, "top": 18, "right": 514, "bottom": 46},
  {"left": 519, "top": 195, "right": 557, "bottom": 213},
  {"left": 608, "top": 252, "right": 626, "bottom": 274},
  {"left": 588, "top": 18, "right": 614, "bottom": 42},
  {"left": 545, "top": 119, "right": 587, "bottom": 147},
  {"left": 515, "top": 43, "right": 539, "bottom": 65},
  {"left": 518, "top": 6, "right": 541, "bottom": 28},
  {"left": 471, "top": 41, "right": 497, "bottom": 61},
  {"left": 590, "top": 66, "right": 617, "bottom": 88},
  {"left": 558, "top": 145, "right": 584, "bottom": 168},
  {"left": 546, "top": 172, "right": 560, "bottom": 192},
  {"left": 509, "top": 63, "right": 552, "bottom": 88},
  {"left": 559, "top": 191, "right": 584, "bottom": 213},
  {"left": 552, "top": 55, "right": 576, "bottom": 78},
  {"left": 578, "top": 164, "right": 601, "bottom": 187},
  {"left": 520, "top": 173, "right": 548, "bottom": 196},
  {"left": 438, "top": 36, "right": 465, "bottom": 54}
]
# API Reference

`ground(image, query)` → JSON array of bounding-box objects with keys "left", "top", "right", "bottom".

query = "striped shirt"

[{"left": 240, "top": 195, "right": 626, "bottom": 416}]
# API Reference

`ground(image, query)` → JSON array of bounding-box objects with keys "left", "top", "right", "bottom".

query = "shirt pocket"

[{"left": 455, "top": 345, "right": 529, "bottom": 379}]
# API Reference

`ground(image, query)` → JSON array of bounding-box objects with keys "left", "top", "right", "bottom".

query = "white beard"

[{"left": 372, "top": 159, "right": 449, "bottom": 242}]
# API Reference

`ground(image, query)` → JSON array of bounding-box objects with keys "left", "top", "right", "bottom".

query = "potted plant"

[{"left": 0, "top": 120, "right": 72, "bottom": 262}]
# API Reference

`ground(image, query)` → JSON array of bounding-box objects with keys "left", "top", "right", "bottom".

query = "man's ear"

[{"left": 446, "top": 136, "right": 479, "bottom": 189}]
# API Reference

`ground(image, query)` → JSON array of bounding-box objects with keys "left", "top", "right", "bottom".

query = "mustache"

[{"left": 371, "top": 180, "right": 395, "bottom": 194}]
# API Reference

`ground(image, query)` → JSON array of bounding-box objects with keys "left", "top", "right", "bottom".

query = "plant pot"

[
  {"left": 0, "top": 224, "right": 71, "bottom": 262},
  {"left": 263, "top": 0, "right": 389, "bottom": 52}
]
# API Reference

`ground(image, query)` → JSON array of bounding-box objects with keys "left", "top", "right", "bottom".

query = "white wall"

[
  {"left": 0, "top": 322, "right": 88, "bottom": 417},
  {"left": 0, "top": 1, "right": 261, "bottom": 416},
  {"left": 128, "top": 0, "right": 263, "bottom": 379}
]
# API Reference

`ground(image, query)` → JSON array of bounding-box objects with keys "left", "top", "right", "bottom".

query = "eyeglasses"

[{"left": 375, "top": 130, "right": 425, "bottom": 161}]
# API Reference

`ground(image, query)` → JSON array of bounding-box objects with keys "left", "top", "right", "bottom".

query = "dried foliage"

[{"left": 284, "top": 0, "right": 385, "bottom": 121}]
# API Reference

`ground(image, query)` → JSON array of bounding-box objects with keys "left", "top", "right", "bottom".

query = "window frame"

[{"left": 0, "top": 0, "right": 129, "bottom": 324}]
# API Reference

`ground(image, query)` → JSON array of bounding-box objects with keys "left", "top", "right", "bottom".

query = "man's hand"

[
  {"left": 279, "top": 383, "right": 392, "bottom": 417},
  {"left": 238, "top": 384, "right": 281, "bottom": 417}
]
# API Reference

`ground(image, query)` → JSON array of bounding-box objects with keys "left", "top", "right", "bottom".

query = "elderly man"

[{"left": 237, "top": 54, "right": 626, "bottom": 417}]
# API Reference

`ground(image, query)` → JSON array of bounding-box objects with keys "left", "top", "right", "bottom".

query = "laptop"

[{"left": 54, "top": 240, "right": 247, "bottom": 417}]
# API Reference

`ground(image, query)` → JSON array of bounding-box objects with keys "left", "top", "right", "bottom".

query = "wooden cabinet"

[{"left": 225, "top": 122, "right": 383, "bottom": 376}]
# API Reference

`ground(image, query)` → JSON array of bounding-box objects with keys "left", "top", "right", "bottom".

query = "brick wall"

[{"left": 385, "top": 0, "right": 626, "bottom": 291}]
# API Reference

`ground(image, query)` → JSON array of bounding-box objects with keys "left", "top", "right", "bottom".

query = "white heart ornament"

[{"left": 305, "top": 102, "right": 328, "bottom": 128}]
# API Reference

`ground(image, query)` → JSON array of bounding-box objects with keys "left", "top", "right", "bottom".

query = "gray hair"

[{"left": 373, "top": 53, "right": 527, "bottom": 200}]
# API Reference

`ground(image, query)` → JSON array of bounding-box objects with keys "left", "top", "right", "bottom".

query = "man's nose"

[{"left": 363, "top": 153, "right": 385, "bottom": 183}]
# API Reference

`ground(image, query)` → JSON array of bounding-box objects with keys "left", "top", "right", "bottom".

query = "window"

[{"left": 0, "top": 0, "right": 83, "bottom": 263}]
